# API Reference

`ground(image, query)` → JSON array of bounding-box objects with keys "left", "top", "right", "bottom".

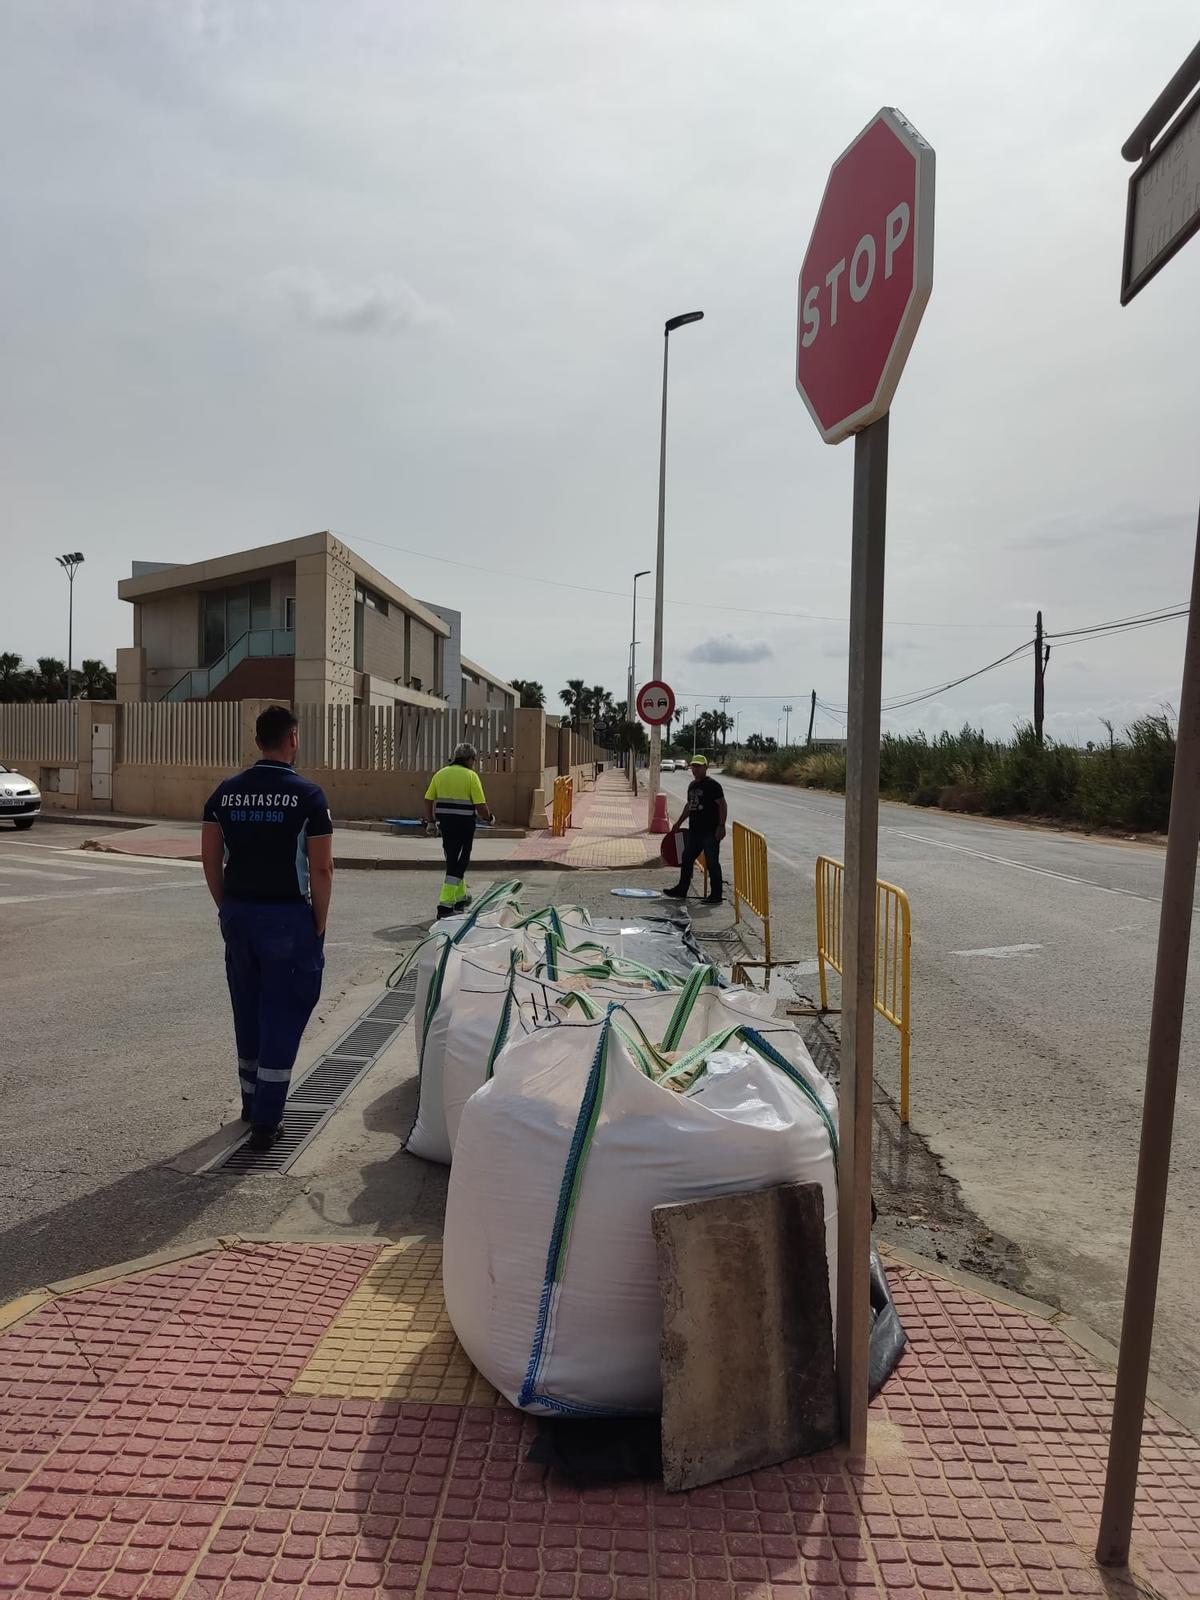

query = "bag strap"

[{"left": 658, "top": 963, "right": 720, "bottom": 1051}]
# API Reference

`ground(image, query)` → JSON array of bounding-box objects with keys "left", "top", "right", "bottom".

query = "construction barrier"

[
  {"left": 550, "top": 776, "right": 573, "bottom": 838},
  {"left": 731, "top": 821, "right": 772, "bottom": 967},
  {"left": 814, "top": 855, "right": 913, "bottom": 1125}
]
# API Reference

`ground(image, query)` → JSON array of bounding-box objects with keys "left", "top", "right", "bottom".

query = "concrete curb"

[{"left": 3, "top": 1226, "right": 1195, "bottom": 1445}]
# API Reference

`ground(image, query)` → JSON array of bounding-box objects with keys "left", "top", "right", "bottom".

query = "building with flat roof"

[{"left": 116, "top": 531, "right": 514, "bottom": 713}]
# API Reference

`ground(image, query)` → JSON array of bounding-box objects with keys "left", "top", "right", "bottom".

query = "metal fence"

[
  {"left": 731, "top": 821, "right": 772, "bottom": 966},
  {"left": 0, "top": 703, "right": 79, "bottom": 764},
  {"left": 815, "top": 854, "right": 913, "bottom": 1123},
  {"left": 296, "top": 704, "right": 513, "bottom": 773},
  {"left": 121, "top": 701, "right": 240, "bottom": 767}
]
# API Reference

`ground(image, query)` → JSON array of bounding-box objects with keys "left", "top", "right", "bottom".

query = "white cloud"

[{"left": 267, "top": 268, "right": 444, "bottom": 335}]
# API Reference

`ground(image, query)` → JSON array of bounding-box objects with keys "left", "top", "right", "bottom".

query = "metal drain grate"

[{"left": 208, "top": 971, "right": 420, "bottom": 1175}]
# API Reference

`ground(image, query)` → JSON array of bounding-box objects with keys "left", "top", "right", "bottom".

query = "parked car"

[{"left": 0, "top": 765, "right": 41, "bottom": 829}]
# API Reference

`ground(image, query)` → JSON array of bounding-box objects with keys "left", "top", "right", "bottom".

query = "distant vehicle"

[
  {"left": 0, "top": 764, "right": 40, "bottom": 829},
  {"left": 662, "top": 758, "right": 679, "bottom": 771}
]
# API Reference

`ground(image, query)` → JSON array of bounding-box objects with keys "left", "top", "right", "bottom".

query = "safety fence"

[
  {"left": 814, "top": 855, "right": 913, "bottom": 1124},
  {"left": 0, "top": 702, "right": 78, "bottom": 763},
  {"left": 551, "top": 776, "right": 573, "bottom": 837},
  {"left": 731, "top": 821, "right": 772, "bottom": 966},
  {"left": 121, "top": 701, "right": 240, "bottom": 768},
  {"left": 296, "top": 704, "right": 513, "bottom": 773}
]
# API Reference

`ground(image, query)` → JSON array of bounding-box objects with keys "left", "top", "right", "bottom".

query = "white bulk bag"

[{"left": 443, "top": 1006, "right": 838, "bottom": 1415}]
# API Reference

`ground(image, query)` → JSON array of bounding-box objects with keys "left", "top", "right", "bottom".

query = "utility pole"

[
  {"left": 55, "top": 552, "right": 85, "bottom": 702},
  {"left": 719, "top": 694, "right": 731, "bottom": 759},
  {"left": 806, "top": 689, "right": 817, "bottom": 747},
  {"left": 783, "top": 703, "right": 793, "bottom": 745},
  {"left": 1034, "top": 610, "right": 1050, "bottom": 743}
]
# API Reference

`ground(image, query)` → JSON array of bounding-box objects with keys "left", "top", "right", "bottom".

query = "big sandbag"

[
  {"left": 443, "top": 1004, "right": 838, "bottom": 1415},
  {"left": 440, "top": 958, "right": 719, "bottom": 1158}
]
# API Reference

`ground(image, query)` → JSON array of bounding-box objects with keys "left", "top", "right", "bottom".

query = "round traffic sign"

[
  {"left": 795, "top": 107, "right": 935, "bottom": 445},
  {"left": 636, "top": 680, "right": 675, "bottom": 726}
]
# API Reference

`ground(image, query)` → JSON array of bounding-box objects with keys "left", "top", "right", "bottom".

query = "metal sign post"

[
  {"left": 795, "top": 107, "right": 934, "bottom": 1452},
  {"left": 1099, "top": 36, "right": 1200, "bottom": 1570}
]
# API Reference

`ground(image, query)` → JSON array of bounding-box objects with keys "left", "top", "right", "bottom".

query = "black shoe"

[
  {"left": 662, "top": 885, "right": 687, "bottom": 899},
  {"left": 248, "top": 1123, "right": 285, "bottom": 1152},
  {"left": 703, "top": 894, "right": 724, "bottom": 906},
  {"left": 240, "top": 1105, "right": 253, "bottom": 1123},
  {"left": 436, "top": 905, "right": 457, "bottom": 920}
]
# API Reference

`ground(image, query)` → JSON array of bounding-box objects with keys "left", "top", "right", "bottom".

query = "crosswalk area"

[{"left": 0, "top": 839, "right": 203, "bottom": 905}]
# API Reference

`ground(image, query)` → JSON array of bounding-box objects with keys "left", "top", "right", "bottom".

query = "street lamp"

[
  {"left": 647, "top": 310, "right": 704, "bottom": 825},
  {"left": 627, "top": 569, "right": 651, "bottom": 788},
  {"left": 719, "top": 693, "right": 731, "bottom": 762},
  {"left": 55, "top": 552, "right": 85, "bottom": 701},
  {"left": 783, "top": 703, "right": 794, "bottom": 746}
]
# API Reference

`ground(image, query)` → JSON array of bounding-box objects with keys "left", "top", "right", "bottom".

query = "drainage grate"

[{"left": 208, "top": 969, "right": 420, "bottom": 1175}]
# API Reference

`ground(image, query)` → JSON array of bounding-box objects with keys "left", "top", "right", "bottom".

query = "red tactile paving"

[{"left": 2, "top": 1242, "right": 1199, "bottom": 1598}]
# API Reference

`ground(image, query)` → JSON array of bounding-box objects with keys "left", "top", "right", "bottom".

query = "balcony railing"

[{"left": 162, "top": 628, "right": 294, "bottom": 702}]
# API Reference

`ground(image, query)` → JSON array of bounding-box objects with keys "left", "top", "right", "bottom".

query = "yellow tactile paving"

[{"left": 292, "top": 1239, "right": 504, "bottom": 1406}]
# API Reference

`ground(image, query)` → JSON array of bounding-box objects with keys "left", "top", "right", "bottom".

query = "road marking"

[
  {"left": 0, "top": 850, "right": 169, "bottom": 877},
  {"left": 0, "top": 880, "right": 204, "bottom": 906},
  {"left": 888, "top": 830, "right": 1164, "bottom": 905},
  {"left": 952, "top": 943, "right": 1042, "bottom": 959},
  {"left": 0, "top": 861, "right": 90, "bottom": 881}
]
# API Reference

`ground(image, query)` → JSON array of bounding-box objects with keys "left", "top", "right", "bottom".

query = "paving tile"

[
  {"left": 293, "top": 1241, "right": 500, "bottom": 1406},
  {"left": 232, "top": 1397, "right": 458, "bottom": 1516},
  {"left": 0, "top": 1489, "right": 216, "bottom": 1597}
]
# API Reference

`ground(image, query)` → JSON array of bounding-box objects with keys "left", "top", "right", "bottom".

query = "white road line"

[
  {"left": 888, "top": 830, "right": 1163, "bottom": 905},
  {"left": 0, "top": 862, "right": 86, "bottom": 882},
  {"left": 0, "top": 853, "right": 166, "bottom": 879},
  {"left": 0, "top": 857, "right": 172, "bottom": 883},
  {"left": 0, "top": 880, "right": 204, "bottom": 906},
  {"left": 952, "top": 943, "right": 1042, "bottom": 959}
]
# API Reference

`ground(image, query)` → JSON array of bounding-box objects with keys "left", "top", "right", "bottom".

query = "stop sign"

[{"left": 796, "top": 107, "right": 935, "bottom": 445}]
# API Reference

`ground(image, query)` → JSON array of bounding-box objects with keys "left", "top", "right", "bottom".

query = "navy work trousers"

[
  {"left": 219, "top": 899, "right": 325, "bottom": 1128},
  {"left": 678, "top": 829, "right": 723, "bottom": 898}
]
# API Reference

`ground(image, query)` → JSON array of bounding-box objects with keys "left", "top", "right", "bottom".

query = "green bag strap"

[
  {"left": 484, "top": 948, "right": 523, "bottom": 1080},
  {"left": 658, "top": 963, "right": 720, "bottom": 1051}
]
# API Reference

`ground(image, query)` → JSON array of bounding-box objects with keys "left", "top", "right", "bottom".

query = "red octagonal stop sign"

[{"left": 796, "top": 107, "right": 935, "bottom": 445}]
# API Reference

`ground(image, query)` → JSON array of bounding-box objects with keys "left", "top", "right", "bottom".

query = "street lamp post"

[
  {"left": 647, "top": 310, "right": 704, "bottom": 827},
  {"left": 627, "top": 569, "right": 651, "bottom": 789},
  {"left": 718, "top": 693, "right": 731, "bottom": 763},
  {"left": 783, "top": 703, "right": 793, "bottom": 746},
  {"left": 55, "top": 552, "right": 85, "bottom": 701}
]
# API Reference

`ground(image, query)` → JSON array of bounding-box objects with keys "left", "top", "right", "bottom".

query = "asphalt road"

[{"left": 664, "top": 769, "right": 1200, "bottom": 1406}]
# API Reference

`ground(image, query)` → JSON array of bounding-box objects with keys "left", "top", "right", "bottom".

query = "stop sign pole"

[{"left": 796, "top": 107, "right": 935, "bottom": 1452}]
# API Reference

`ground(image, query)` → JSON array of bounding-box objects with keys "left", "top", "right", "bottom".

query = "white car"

[{"left": 0, "top": 764, "right": 40, "bottom": 829}]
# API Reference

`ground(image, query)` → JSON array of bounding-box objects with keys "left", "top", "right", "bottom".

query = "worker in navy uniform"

[
  {"left": 663, "top": 753, "right": 727, "bottom": 905},
  {"left": 200, "top": 705, "right": 334, "bottom": 1151},
  {"left": 423, "top": 742, "right": 495, "bottom": 919}
]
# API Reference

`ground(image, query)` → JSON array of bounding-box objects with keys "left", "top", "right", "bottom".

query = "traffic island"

[{"left": 1, "top": 1235, "right": 1198, "bottom": 1598}]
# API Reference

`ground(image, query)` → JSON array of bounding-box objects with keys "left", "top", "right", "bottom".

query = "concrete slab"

[{"left": 654, "top": 1181, "right": 837, "bottom": 1493}]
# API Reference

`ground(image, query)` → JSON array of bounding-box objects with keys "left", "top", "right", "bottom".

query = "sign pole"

[
  {"left": 837, "top": 412, "right": 889, "bottom": 1453},
  {"left": 1097, "top": 498, "right": 1200, "bottom": 1567}
]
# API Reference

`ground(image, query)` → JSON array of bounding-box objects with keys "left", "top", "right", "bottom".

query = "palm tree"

[
  {"left": 79, "top": 659, "right": 116, "bottom": 699},
  {"left": 34, "top": 658, "right": 67, "bottom": 701},
  {"left": 559, "top": 679, "right": 587, "bottom": 728},
  {"left": 509, "top": 678, "right": 545, "bottom": 709},
  {"left": 0, "top": 652, "right": 25, "bottom": 698}
]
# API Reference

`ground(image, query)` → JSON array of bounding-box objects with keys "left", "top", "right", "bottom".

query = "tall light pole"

[
  {"left": 647, "top": 310, "right": 704, "bottom": 826},
  {"left": 55, "top": 553, "right": 85, "bottom": 702},
  {"left": 735, "top": 709, "right": 743, "bottom": 752},
  {"left": 627, "top": 569, "right": 651, "bottom": 787},
  {"left": 783, "top": 703, "right": 793, "bottom": 746},
  {"left": 718, "top": 693, "right": 731, "bottom": 763}
]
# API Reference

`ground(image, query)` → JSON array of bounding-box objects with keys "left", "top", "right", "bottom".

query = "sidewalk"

[
  {"left": 2, "top": 1236, "right": 1197, "bottom": 1600},
  {"left": 74, "top": 771, "right": 663, "bottom": 874}
]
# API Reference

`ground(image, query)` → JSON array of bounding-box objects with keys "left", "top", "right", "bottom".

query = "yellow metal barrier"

[
  {"left": 550, "top": 776, "right": 573, "bottom": 837},
  {"left": 814, "top": 855, "right": 912, "bottom": 1124},
  {"left": 732, "top": 821, "right": 772, "bottom": 967}
]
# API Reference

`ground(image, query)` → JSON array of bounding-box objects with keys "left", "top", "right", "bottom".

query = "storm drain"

[{"left": 213, "top": 970, "right": 419, "bottom": 1175}]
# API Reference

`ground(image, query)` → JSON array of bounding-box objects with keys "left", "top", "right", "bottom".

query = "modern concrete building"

[
  {"left": 461, "top": 655, "right": 518, "bottom": 711},
  {"left": 115, "top": 531, "right": 515, "bottom": 712}
]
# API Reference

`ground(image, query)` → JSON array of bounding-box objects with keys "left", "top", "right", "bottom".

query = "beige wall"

[
  {"left": 362, "top": 604, "right": 405, "bottom": 684},
  {"left": 408, "top": 618, "right": 437, "bottom": 693},
  {"left": 138, "top": 592, "right": 201, "bottom": 695},
  {"left": 294, "top": 540, "right": 355, "bottom": 705}
]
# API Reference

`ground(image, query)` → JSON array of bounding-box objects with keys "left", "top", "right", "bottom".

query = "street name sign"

[
  {"left": 636, "top": 680, "right": 675, "bottom": 727},
  {"left": 796, "top": 107, "right": 935, "bottom": 445},
  {"left": 1121, "top": 86, "right": 1200, "bottom": 303}
]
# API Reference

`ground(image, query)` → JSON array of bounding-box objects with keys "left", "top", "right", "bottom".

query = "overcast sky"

[{"left": 3, "top": 1, "right": 1198, "bottom": 742}]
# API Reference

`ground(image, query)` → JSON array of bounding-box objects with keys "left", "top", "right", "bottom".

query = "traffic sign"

[
  {"left": 796, "top": 107, "right": 935, "bottom": 445},
  {"left": 636, "top": 680, "right": 675, "bottom": 726}
]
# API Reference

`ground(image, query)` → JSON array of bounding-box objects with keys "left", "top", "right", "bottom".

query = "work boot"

[
  {"left": 662, "top": 885, "right": 687, "bottom": 899},
  {"left": 459, "top": 894, "right": 473, "bottom": 910},
  {"left": 248, "top": 1123, "right": 285, "bottom": 1152},
  {"left": 436, "top": 904, "right": 457, "bottom": 920},
  {"left": 703, "top": 894, "right": 723, "bottom": 906}
]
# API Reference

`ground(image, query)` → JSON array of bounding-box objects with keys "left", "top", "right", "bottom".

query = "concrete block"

[{"left": 653, "top": 1181, "right": 837, "bottom": 1492}]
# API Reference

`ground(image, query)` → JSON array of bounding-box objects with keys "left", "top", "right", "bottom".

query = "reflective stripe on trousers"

[{"left": 219, "top": 899, "right": 325, "bottom": 1128}]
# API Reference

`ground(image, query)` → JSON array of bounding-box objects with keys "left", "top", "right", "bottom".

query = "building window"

[
  {"left": 354, "top": 584, "right": 388, "bottom": 616},
  {"left": 284, "top": 596, "right": 296, "bottom": 631},
  {"left": 201, "top": 580, "right": 272, "bottom": 665}
]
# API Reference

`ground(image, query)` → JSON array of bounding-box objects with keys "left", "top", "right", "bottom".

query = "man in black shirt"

[
  {"left": 663, "top": 754, "right": 727, "bottom": 905},
  {"left": 201, "top": 705, "right": 334, "bottom": 1150}
]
